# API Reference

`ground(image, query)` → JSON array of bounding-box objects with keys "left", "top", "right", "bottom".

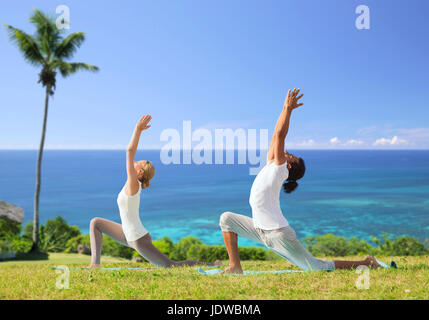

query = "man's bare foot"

[
  {"left": 87, "top": 264, "right": 100, "bottom": 269},
  {"left": 365, "top": 256, "right": 381, "bottom": 269},
  {"left": 220, "top": 265, "right": 243, "bottom": 274}
]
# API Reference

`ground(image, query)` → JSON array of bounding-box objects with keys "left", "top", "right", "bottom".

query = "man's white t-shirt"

[{"left": 249, "top": 161, "right": 289, "bottom": 230}]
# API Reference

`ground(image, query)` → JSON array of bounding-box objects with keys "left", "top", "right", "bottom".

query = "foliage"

[
  {"left": 100, "top": 236, "right": 134, "bottom": 260},
  {"left": 11, "top": 237, "right": 33, "bottom": 253},
  {"left": 303, "top": 233, "right": 428, "bottom": 257},
  {"left": 152, "top": 236, "right": 175, "bottom": 257},
  {"left": 65, "top": 235, "right": 90, "bottom": 253},
  {"left": 0, "top": 239, "right": 14, "bottom": 253},
  {"left": 4, "top": 8, "right": 98, "bottom": 252},
  {"left": 303, "top": 234, "right": 374, "bottom": 257},
  {"left": 24, "top": 217, "right": 81, "bottom": 252},
  {"left": 4, "top": 218, "right": 429, "bottom": 259},
  {"left": 187, "top": 244, "right": 228, "bottom": 261},
  {"left": 170, "top": 236, "right": 204, "bottom": 261},
  {"left": 4, "top": 8, "right": 98, "bottom": 93},
  {"left": 22, "top": 222, "right": 33, "bottom": 240},
  {"left": 371, "top": 233, "right": 427, "bottom": 256},
  {"left": 0, "top": 219, "right": 21, "bottom": 240}
]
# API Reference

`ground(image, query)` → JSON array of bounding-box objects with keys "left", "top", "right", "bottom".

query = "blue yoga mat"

[
  {"left": 51, "top": 266, "right": 155, "bottom": 271},
  {"left": 51, "top": 265, "right": 218, "bottom": 271},
  {"left": 199, "top": 259, "right": 397, "bottom": 275},
  {"left": 375, "top": 259, "right": 398, "bottom": 269},
  {"left": 198, "top": 267, "right": 303, "bottom": 276}
]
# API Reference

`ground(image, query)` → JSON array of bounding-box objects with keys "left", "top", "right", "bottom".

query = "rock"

[
  {"left": 77, "top": 243, "right": 91, "bottom": 255},
  {"left": 132, "top": 256, "right": 143, "bottom": 263},
  {"left": 0, "top": 201, "right": 24, "bottom": 224}
]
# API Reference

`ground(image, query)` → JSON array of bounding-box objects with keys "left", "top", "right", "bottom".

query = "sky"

[{"left": 0, "top": 0, "right": 428, "bottom": 150}]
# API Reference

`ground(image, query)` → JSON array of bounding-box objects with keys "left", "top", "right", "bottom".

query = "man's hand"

[
  {"left": 284, "top": 88, "right": 304, "bottom": 111},
  {"left": 136, "top": 115, "right": 152, "bottom": 131}
]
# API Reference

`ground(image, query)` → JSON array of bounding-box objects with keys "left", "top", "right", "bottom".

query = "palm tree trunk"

[{"left": 31, "top": 85, "right": 51, "bottom": 252}]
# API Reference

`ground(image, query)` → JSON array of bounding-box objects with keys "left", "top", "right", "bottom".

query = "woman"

[
  {"left": 219, "top": 89, "right": 381, "bottom": 273},
  {"left": 89, "top": 115, "right": 220, "bottom": 268}
]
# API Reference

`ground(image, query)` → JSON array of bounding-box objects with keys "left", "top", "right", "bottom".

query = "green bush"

[
  {"left": 65, "top": 234, "right": 91, "bottom": 253},
  {"left": 170, "top": 236, "right": 203, "bottom": 261},
  {"left": 303, "top": 233, "right": 429, "bottom": 257},
  {"left": 101, "top": 236, "right": 134, "bottom": 259},
  {"left": 22, "top": 221, "right": 33, "bottom": 240},
  {"left": 65, "top": 234, "right": 136, "bottom": 259},
  {"left": 12, "top": 237, "right": 32, "bottom": 253},
  {"left": 152, "top": 236, "right": 175, "bottom": 257},
  {"left": 187, "top": 244, "right": 228, "bottom": 261},
  {"left": 39, "top": 216, "right": 81, "bottom": 252},
  {"left": 390, "top": 236, "right": 427, "bottom": 256},
  {"left": 0, "top": 239, "right": 14, "bottom": 253},
  {"left": 238, "top": 246, "right": 268, "bottom": 260},
  {"left": 0, "top": 219, "right": 31, "bottom": 254},
  {"left": 0, "top": 219, "right": 21, "bottom": 240},
  {"left": 372, "top": 233, "right": 427, "bottom": 256},
  {"left": 303, "top": 234, "right": 368, "bottom": 257}
]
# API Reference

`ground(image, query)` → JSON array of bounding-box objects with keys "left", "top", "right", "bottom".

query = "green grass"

[{"left": 1, "top": 253, "right": 428, "bottom": 299}]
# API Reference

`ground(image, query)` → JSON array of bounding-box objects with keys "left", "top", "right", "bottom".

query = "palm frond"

[
  {"left": 52, "top": 60, "right": 99, "bottom": 77},
  {"left": 4, "top": 25, "right": 44, "bottom": 66},
  {"left": 54, "top": 32, "right": 86, "bottom": 60},
  {"left": 29, "top": 8, "right": 62, "bottom": 58}
]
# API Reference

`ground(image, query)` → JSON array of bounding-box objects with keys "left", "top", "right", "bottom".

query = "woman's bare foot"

[
  {"left": 220, "top": 265, "right": 243, "bottom": 274},
  {"left": 365, "top": 256, "right": 381, "bottom": 269},
  {"left": 87, "top": 264, "right": 100, "bottom": 269}
]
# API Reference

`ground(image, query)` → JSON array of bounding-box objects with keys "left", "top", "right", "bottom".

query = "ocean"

[{"left": 0, "top": 150, "right": 428, "bottom": 246}]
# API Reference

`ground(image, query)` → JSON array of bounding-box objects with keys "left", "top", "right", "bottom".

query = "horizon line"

[{"left": 1, "top": 148, "right": 428, "bottom": 151}]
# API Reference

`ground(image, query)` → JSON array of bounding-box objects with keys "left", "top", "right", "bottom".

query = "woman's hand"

[
  {"left": 136, "top": 115, "right": 152, "bottom": 131},
  {"left": 284, "top": 88, "right": 304, "bottom": 111}
]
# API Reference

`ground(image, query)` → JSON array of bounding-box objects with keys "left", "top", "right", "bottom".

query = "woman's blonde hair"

[{"left": 138, "top": 161, "right": 155, "bottom": 189}]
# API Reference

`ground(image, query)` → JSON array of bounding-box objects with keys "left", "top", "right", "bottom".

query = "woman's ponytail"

[
  {"left": 138, "top": 161, "right": 155, "bottom": 189},
  {"left": 282, "top": 156, "right": 305, "bottom": 194},
  {"left": 283, "top": 180, "right": 298, "bottom": 193},
  {"left": 140, "top": 180, "right": 151, "bottom": 189}
]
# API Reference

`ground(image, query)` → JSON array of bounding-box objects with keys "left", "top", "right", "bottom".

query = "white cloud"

[
  {"left": 346, "top": 139, "right": 364, "bottom": 146},
  {"left": 297, "top": 139, "right": 315, "bottom": 147},
  {"left": 330, "top": 137, "right": 340, "bottom": 144},
  {"left": 373, "top": 136, "right": 407, "bottom": 146}
]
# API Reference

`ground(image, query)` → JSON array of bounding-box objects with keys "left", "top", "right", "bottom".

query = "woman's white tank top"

[{"left": 117, "top": 183, "right": 148, "bottom": 241}]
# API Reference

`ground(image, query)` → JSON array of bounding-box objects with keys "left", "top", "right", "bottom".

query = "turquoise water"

[{"left": 0, "top": 150, "right": 428, "bottom": 246}]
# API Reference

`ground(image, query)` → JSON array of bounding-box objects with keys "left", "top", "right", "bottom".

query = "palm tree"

[{"left": 4, "top": 9, "right": 99, "bottom": 252}]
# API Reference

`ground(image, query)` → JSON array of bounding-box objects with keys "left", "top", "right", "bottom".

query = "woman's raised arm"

[{"left": 126, "top": 115, "right": 152, "bottom": 195}]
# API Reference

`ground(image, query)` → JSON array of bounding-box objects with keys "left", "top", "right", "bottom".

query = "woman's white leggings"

[{"left": 89, "top": 217, "right": 211, "bottom": 268}]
